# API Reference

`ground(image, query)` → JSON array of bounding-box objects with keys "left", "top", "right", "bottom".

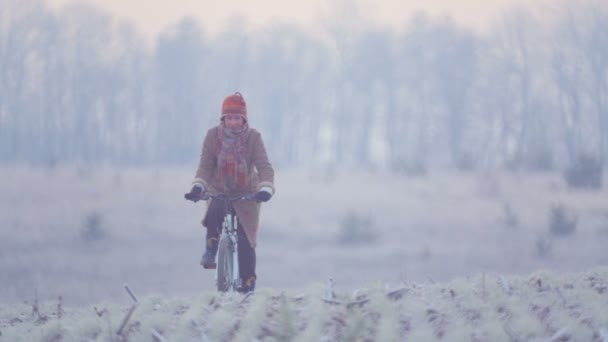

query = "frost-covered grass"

[
  {"left": 1, "top": 165, "right": 607, "bottom": 306},
  {"left": 1, "top": 267, "right": 607, "bottom": 341}
]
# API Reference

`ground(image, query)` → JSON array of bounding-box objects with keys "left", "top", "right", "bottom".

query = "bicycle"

[{"left": 198, "top": 193, "right": 255, "bottom": 292}]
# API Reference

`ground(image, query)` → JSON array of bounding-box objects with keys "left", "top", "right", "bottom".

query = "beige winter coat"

[{"left": 192, "top": 126, "right": 275, "bottom": 248}]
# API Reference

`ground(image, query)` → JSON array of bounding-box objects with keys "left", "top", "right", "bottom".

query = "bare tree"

[
  {"left": 552, "top": 0, "right": 608, "bottom": 165},
  {"left": 154, "top": 17, "right": 207, "bottom": 163},
  {"left": 476, "top": 9, "right": 550, "bottom": 169}
]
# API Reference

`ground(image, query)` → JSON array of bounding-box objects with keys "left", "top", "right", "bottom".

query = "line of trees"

[{"left": 1, "top": 0, "right": 607, "bottom": 171}]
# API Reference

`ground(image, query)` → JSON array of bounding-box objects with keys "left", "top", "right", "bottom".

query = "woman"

[{"left": 184, "top": 92, "right": 275, "bottom": 293}]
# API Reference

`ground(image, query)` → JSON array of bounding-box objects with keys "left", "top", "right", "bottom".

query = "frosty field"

[
  {"left": 0, "top": 165, "right": 607, "bottom": 339},
  {"left": 1, "top": 267, "right": 607, "bottom": 341}
]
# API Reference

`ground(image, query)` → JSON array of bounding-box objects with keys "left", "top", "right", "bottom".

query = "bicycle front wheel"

[{"left": 216, "top": 236, "right": 234, "bottom": 292}]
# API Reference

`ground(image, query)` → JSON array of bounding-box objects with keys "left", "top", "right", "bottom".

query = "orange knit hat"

[{"left": 221, "top": 92, "right": 247, "bottom": 120}]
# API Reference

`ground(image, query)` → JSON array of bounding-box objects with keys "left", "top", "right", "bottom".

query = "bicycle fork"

[
  {"left": 231, "top": 215, "right": 240, "bottom": 291},
  {"left": 218, "top": 213, "right": 241, "bottom": 292}
]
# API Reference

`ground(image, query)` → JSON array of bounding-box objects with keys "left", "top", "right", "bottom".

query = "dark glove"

[
  {"left": 184, "top": 186, "right": 203, "bottom": 202},
  {"left": 253, "top": 190, "right": 272, "bottom": 202}
]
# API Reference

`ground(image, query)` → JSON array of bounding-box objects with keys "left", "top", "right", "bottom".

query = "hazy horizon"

[{"left": 47, "top": 0, "right": 540, "bottom": 38}]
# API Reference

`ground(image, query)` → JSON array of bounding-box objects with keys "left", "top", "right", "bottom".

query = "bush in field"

[
  {"left": 113, "top": 171, "right": 123, "bottom": 187},
  {"left": 528, "top": 149, "right": 554, "bottom": 171},
  {"left": 76, "top": 166, "right": 94, "bottom": 180},
  {"left": 391, "top": 158, "right": 427, "bottom": 177},
  {"left": 535, "top": 235, "right": 552, "bottom": 257},
  {"left": 503, "top": 148, "right": 555, "bottom": 171},
  {"left": 454, "top": 151, "right": 477, "bottom": 172},
  {"left": 336, "top": 210, "right": 378, "bottom": 244},
  {"left": 45, "top": 157, "right": 58, "bottom": 172},
  {"left": 549, "top": 203, "right": 577, "bottom": 237},
  {"left": 81, "top": 212, "right": 106, "bottom": 242},
  {"left": 502, "top": 203, "right": 519, "bottom": 229},
  {"left": 564, "top": 153, "right": 603, "bottom": 189}
]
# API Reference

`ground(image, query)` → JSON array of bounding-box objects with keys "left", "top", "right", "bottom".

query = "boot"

[
  {"left": 238, "top": 276, "right": 256, "bottom": 293},
  {"left": 200, "top": 236, "right": 218, "bottom": 269}
]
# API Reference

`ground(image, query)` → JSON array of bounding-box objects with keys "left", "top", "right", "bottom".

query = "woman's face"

[{"left": 224, "top": 115, "right": 245, "bottom": 130}]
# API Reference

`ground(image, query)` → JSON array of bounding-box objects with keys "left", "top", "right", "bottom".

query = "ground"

[
  {"left": 0, "top": 165, "right": 607, "bottom": 308},
  {"left": 1, "top": 267, "right": 607, "bottom": 341}
]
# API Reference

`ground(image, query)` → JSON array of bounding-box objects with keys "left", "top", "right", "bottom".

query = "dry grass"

[{"left": 0, "top": 267, "right": 606, "bottom": 341}]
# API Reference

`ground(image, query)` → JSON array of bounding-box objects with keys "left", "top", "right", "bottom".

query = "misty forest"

[
  {"left": 1, "top": 0, "right": 607, "bottom": 172},
  {"left": 1, "top": 0, "right": 608, "bottom": 340}
]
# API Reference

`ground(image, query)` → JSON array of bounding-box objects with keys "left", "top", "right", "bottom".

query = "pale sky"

[{"left": 47, "top": 0, "right": 539, "bottom": 38}]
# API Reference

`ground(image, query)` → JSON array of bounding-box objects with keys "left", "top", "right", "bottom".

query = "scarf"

[{"left": 217, "top": 122, "right": 250, "bottom": 190}]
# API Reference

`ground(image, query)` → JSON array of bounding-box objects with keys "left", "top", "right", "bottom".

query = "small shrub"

[
  {"left": 392, "top": 158, "right": 427, "bottom": 177},
  {"left": 276, "top": 296, "right": 296, "bottom": 341},
  {"left": 502, "top": 203, "right": 519, "bottom": 228},
  {"left": 564, "top": 153, "right": 603, "bottom": 189},
  {"left": 336, "top": 210, "right": 377, "bottom": 245},
  {"left": 549, "top": 203, "right": 577, "bottom": 237},
  {"left": 594, "top": 212, "right": 608, "bottom": 238},
  {"left": 504, "top": 155, "right": 522, "bottom": 171},
  {"left": 82, "top": 212, "right": 106, "bottom": 242},
  {"left": 535, "top": 235, "right": 552, "bottom": 257},
  {"left": 76, "top": 166, "right": 93, "bottom": 180},
  {"left": 528, "top": 149, "right": 554, "bottom": 171},
  {"left": 113, "top": 172, "right": 123, "bottom": 187},
  {"left": 45, "top": 157, "right": 58, "bottom": 172},
  {"left": 455, "top": 152, "right": 477, "bottom": 172},
  {"left": 419, "top": 245, "right": 432, "bottom": 260}
]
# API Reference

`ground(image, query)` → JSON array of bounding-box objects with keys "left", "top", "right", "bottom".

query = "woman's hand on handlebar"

[{"left": 184, "top": 186, "right": 205, "bottom": 202}]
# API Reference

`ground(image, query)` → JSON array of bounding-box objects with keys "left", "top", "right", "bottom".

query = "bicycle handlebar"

[{"left": 197, "top": 193, "right": 255, "bottom": 202}]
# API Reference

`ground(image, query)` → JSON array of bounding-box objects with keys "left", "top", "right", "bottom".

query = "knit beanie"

[{"left": 221, "top": 92, "right": 247, "bottom": 120}]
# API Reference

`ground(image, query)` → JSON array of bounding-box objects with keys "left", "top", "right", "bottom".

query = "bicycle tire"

[{"left": 216, "top": 235, "right": 233, "bottom": 292}]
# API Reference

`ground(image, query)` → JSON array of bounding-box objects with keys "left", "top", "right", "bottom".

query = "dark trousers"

[{"left": 204, "top": 200, "right": 256, "bottom": 285}]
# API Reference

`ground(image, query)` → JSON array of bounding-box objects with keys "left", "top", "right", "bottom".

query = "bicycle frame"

[{"left": 201, "top": 193, "right": 254, "bottom": 292}]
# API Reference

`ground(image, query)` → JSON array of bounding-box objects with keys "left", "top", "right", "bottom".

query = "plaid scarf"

[{"left": 217, "top": 122, "right": 250, "bottom": 190}]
